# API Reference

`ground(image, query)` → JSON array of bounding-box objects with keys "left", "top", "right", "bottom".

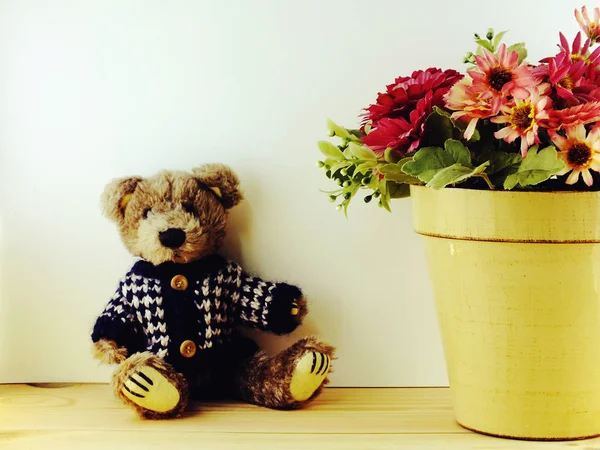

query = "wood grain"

[{"left": 1, "top": 384, "right": 600, "bottom": 449}]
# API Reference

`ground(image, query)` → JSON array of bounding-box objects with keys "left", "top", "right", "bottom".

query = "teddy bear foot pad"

[
  {"left": 113, "top": 352, "right": 189, "bottom": 419},
  {"left": 289, "top": 351, "right": 331, "bottom": 402}
]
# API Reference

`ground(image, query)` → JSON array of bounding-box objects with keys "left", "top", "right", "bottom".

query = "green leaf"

[
  {"left": 341, "top": 184, "right": 360, "bottom": 217},
  {"left": 493, "top": 30, "right": 508, "bottom": 48},
  {"left": 318, "top": 141, "right": 344, "bottom": 160},
  {"left": 384, "top": 147, "right": 401, "bottom": 163},
  {"left": 433, "top": 106, "right": 451, "bottom": 118},
  {"left": 379, "top": 163, "right": 422, "bottom": 184},
  {"left": 481, "top": 150, "right": 522, "bottom": 175},
  {"left": 377, "top": 180, "right": 391, "bottom": 212},
  {"left": 398, "top": 156, "right": 414, "bottom": 169},
  {"left": 329, "top": 161, "right": 350, "bottom": 174},
  {"left": 502, "top": 146, "right": 564, "bottom": 189},
  {"left": 326, "top": 119, "right": 350, "bottom": 139},
  {"left": 355, "top": 160, "right": 377, "bottom": 174},
  {"left": 424, "top": 107, "right": 479, "bottom": 146},
  {"left": 388, "top": 182, "right": 411, "bottom": 199},
  {"left": 323, "top": 158, "right": 339, "bottom": 167},
  {"left": 347, "top": 128, "right": 365, "bottom": 141},
  {"left": 507, "top": 43, "right": 527, "bottom": 63},
  {"left": 444, "top": 139, "right": 471, "bottom": 166},
  {"left": 426, "top": 162, "right": 490, "bottom": 189},
  {"left": 475, "top": 39, "right": 494, "bottom": 51},
  {"left": 348, "top": 142, "right": 377, "bottom": 160},
  {"left": 503, "top": 173, "right": 519, "bottom": 190},
  {"left": 367, "top": 175, "right": 380, "bottom": 190},
  {"left": 402, "top": 146, "right": 467, "bottom": 183},
  {"left": 423, "top": 110, "right": 455, "bottom": 147}
]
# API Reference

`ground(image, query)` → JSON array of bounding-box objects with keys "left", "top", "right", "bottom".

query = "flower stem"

[{"left": 479, "top": 173, "right": 495, "bottom": 190}]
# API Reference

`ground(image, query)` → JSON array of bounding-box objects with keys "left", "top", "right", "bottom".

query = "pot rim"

[{"left": 410, "top": 185, "right": 600, "bottom": 242}]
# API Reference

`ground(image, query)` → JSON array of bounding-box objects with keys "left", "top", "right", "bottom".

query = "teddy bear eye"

[
  {"left": 143, "top": 208, "right": 152, "bottom": 218},
  {"left": 182, "top": 202, "right": 195, "bottom": 214}
]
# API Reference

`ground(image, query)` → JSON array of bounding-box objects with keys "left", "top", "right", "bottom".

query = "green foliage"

[
  {"left": 317, "top": 119, "right": 565, "bottom": 215},
  {"left": 507, "top": 43, "right": 528, "bottom": 64},
  {"left": 503, "top": 146, "right": 565, "bottom": 189},
  {"left": 426, "top": 162, "right": 490, "bottom": 189},
  {"left": 421, "top": 107, "right": 479, "bottom": 148},
  {"left": 402, "top": 147, "right": 455, "bottom": 183},
  {"left": 318, "top": 141, "right": 344, "bottom": 159},
  {"left": 315, "top": 120, "right": 426, "bottom": 214},
  {"left": 402, "top": 140, "right": 493, "bottom": 189}
]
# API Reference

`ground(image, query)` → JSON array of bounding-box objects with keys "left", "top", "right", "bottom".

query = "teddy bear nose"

[{"left": 159, "top": 228, "right": 186, "bottom": 249}]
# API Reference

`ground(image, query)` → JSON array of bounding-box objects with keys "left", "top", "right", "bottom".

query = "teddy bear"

[{"left": 90, "top": 163, "right": 335, "bottom": 419}]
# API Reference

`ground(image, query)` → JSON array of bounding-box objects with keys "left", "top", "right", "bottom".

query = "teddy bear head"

[{"left": 101, "top": 164, "right": 242, "bottom": 266}]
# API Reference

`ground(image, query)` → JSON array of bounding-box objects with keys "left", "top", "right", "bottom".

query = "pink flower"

[
  {"left": 534, "top": 51, "right": 600, "bottom": 108},
  {"left": 549, "top": 124, "right": 600, "bottom": 186},
  {"left": 362, "top": 68, "right": 463, "bottom": 125},
  {"left": 469, "top": 44, "right": 538, "bottom": 105},
  {"left": 575, "top": 6, "right": 600, "bottom": 43},
  {"left": 362, "top": 91, "right": 433, "bottom": 155},
  {"left": 542, "top": 101, "right": 600, "bottom": 129},
  {"left": 557, "top": 32, "right": 600, "bottom": 71},
  {"left": 444, "top": 76, "right": 501, "bottom": 140},
  {"left": 539, "top": 52, "right": 587, "bottom": 98},
  {"left": 491, "top": 87, "right": 551, "bottom": 156}
]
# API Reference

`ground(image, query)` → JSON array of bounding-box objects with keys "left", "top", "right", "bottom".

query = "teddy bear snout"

[{"left": 158, "top": 228, "right": 187, "bottom": 249}]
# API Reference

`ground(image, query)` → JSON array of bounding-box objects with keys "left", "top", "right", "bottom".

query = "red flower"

[
  {"left": 362, "top": 68, "right": 463, "bottom": 125},
  {"left": 362, "top": 91, "right": 434, "bottom": 155}
]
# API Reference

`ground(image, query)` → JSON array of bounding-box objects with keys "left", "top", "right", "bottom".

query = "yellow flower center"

[
  {"left": 571, "top": 53, "right": 592, "bottom": 65},
  {"left": 567, "top": 142, "right": 593, "bottom": 168},
  {"left": 487, "top": 66, "right": 514, "bottom": 92},
  {"left": 509, "top": 101, "right": 535, "bottom": 132},
  {"left": 559, "top": 74, "right": 574, "bottom": 91}
]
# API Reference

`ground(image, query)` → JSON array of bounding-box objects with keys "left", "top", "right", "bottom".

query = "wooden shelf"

[{"left": 1, "top": 384, "right": 598, "bottom": 449}]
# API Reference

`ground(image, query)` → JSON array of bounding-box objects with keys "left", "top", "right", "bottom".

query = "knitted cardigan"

[{"left": 91, "top": 254, "right": 302, "bottom": 373}]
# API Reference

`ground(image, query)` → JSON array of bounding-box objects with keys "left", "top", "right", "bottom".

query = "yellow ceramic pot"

[{"left": 410, "top": 185, "right": 600, "bottom": 440}]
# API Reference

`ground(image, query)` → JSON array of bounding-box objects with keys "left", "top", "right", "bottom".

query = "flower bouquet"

[
  {"left": 317, "top": 6, "right": 600, "bottom": 214},
  {"left": 317, "top": 6, "right": 600, "bottom": 441}
]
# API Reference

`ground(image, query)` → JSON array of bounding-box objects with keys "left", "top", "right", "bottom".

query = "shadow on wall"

[{"left": 220, "top": 182, "right": 324, "bottom": 356}]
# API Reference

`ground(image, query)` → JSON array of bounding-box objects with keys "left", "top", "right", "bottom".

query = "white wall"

[{"left": 0, "top": 0, "right": 583, "bottom": 385}]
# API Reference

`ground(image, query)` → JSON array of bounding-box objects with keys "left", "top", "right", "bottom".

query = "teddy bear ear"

[
  {"left": 192, "top": 163, "right": 243, "bottom": 209},
  {"left": 101, "top": 176, "right": 143, "bottom": 222}
]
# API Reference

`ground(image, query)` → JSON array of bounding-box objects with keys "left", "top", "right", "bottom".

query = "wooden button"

[
  {"left": 180, "top": 340, "right": 196, "bottom": 358},
  {"left": 170, "top": 274, "right": 188, "bottom": 291}
]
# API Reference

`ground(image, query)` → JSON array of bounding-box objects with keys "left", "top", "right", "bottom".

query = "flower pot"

[{"left": 410, "top": 185, "right": 600, "bottom": 440}]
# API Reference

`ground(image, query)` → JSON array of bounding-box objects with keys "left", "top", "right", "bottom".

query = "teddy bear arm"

[
  {"left": 91, "top": 282, "right": 146, "bottom": 363},
  {"left": 91, "top": 313, "right": 146, "bottom": 364},
  {"left": 232, "top": 269, "right": 307, "bottom": 335}
]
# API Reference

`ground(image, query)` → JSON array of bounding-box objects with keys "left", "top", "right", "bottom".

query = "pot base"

[{"left": 457, "top": 421, "right": 600, "bottom": 442}]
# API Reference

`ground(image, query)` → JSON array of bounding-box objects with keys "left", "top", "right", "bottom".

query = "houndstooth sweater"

[{"left": 91, "top": 255, "right": 302, "bottom": 373}]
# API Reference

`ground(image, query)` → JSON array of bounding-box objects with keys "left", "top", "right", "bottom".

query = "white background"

[{"left": 0, "top": 0, "right": 583, "bottom": 385}]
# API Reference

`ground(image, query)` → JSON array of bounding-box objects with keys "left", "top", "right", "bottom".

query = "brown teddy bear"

[{"left": 91, "top": 164, "right": 335, "bottom": 419}]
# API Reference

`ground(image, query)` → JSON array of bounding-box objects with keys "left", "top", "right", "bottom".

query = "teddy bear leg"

[
  {"left": 112, "top": 352, "right": 189, "bottom": 419},
  {"left": 232, "top": 336, "right": 335, "bottom": 409}
]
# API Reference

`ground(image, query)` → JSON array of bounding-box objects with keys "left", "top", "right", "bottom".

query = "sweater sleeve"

[
  {"left": 224, "top": 262, "right": 303, "bottom": 335},
  {"left": 91, "top": 273, "right": 146, "bottom": 353}
]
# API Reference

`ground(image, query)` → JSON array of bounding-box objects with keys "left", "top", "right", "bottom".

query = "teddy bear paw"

[
  {"left": 121, "top": 366, "right": 182, "bottom": 414},
  {"left": 289, "top": 351, "right": 331, "bottom": 402}
]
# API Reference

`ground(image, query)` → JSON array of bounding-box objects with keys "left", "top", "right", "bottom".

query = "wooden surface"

[{"left": 2, "top": 385, "right": 600, "bottom": 449}]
